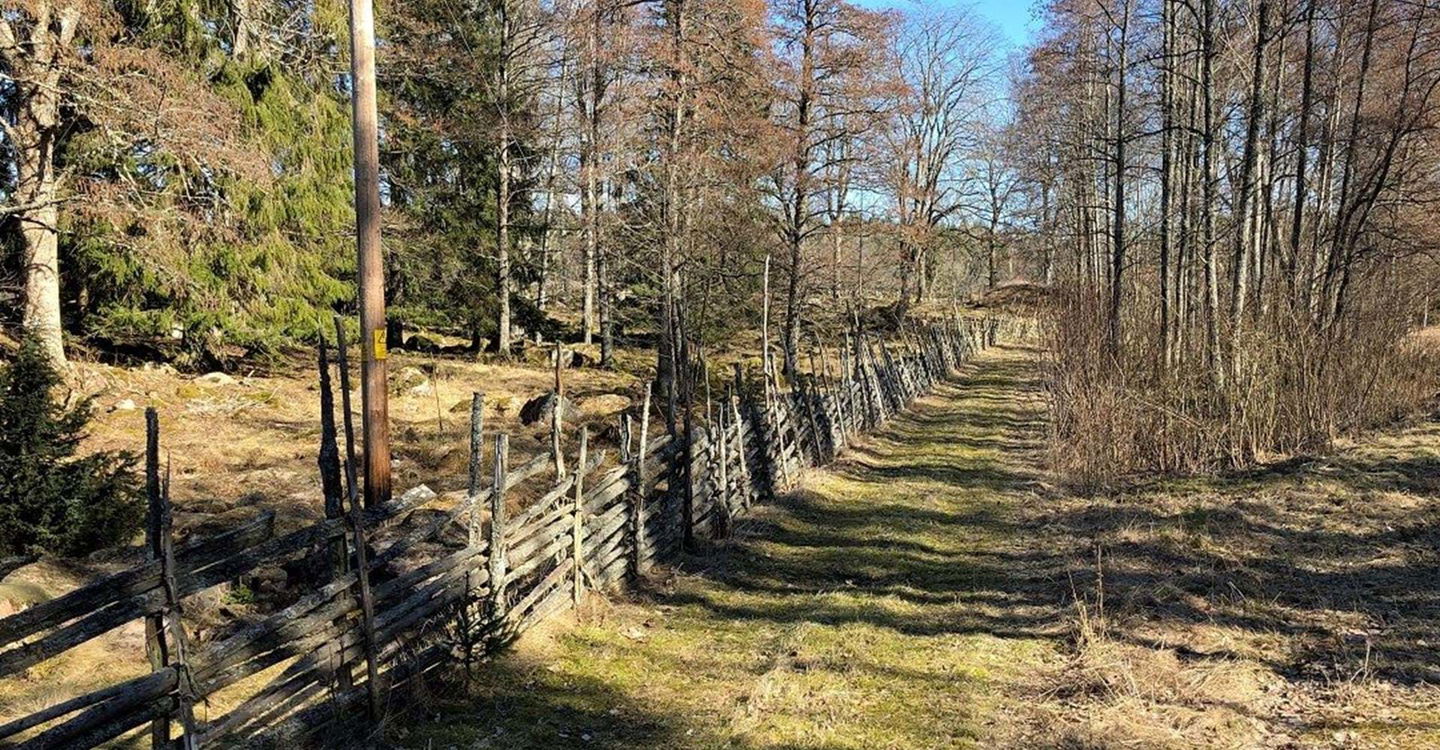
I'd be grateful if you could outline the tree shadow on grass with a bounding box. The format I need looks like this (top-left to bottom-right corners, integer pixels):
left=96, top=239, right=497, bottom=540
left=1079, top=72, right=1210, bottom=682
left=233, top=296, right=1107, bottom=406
left=667, top=342, right=1440, bottom=688
left=391, top=343, right=1440, bottom=747
left=645, top=349, right=1073, bottom=643
left=377, top=654, right=688, bottom=749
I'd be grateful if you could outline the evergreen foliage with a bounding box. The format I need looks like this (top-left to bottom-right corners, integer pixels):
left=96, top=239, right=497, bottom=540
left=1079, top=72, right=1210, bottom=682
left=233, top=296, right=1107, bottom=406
left=0, top=0, right=548, bottom=361
left=58, top=1, right=356, bottom=364
left=0, top=339, right=140, bottom=556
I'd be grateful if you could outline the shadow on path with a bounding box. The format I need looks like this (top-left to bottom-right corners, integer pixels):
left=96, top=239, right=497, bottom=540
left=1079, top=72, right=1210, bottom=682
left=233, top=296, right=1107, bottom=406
left=395, top=342, right=1440, bottom=748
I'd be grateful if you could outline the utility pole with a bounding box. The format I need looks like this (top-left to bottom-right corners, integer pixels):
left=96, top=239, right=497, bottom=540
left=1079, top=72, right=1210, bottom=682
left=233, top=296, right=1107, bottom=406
left=348, top=0, right=392, bottom=507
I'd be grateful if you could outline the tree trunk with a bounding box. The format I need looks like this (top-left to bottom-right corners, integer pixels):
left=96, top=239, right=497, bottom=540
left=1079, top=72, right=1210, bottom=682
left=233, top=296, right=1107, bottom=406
left=1201, top=0, right=1221, bottom=383
left=1287, top=0, right=1316, bottom=306
left=1108, top=0, right=1129, bottom=352
left=18, top=142, right=64, bottom=366
left=4, top=8, right=79, bottom=367
left=1159, top=0, right=1174, bottom=366
left=1227, top=0, right=1270, bottom=359
left=495, top=1, right=514, bottom=355
left=657, top=0, right=688, bottom=432
left=581, top=6, right=601, bottom=345
left=230, top=0, right=254, bottom=58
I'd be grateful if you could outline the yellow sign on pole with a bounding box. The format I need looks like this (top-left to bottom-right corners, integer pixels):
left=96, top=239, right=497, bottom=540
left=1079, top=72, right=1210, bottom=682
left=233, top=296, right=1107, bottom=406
left=372, top=328, right=388, bottom=361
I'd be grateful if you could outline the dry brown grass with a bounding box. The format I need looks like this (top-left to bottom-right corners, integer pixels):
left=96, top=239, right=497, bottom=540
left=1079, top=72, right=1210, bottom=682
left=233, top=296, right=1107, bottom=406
left=0, top=340, right=660, bottom=742
left=1044, top=285, right=1440, bottom=487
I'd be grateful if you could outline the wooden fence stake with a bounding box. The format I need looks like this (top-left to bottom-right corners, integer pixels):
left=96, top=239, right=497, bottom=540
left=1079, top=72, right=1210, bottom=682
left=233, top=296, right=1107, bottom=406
left=467, top=392, right=485, bottom=549
left=728, top=375, right=752, bottom=510
left=143, top=416, right=168, bottom=750
left=839, top=333, right=855, bottom=437
left=488, top=434, right=510, bottom=623
left=572, top=427, right=588, bottom=606
left=552, top=343, right=566, bottom=479
left=803, top=350, right=829, bottom=463
left=631, top=383, right=652, bottom=575
left=761, top=253, right=772, bottom=409
left=767, top=385, right=793, bottom=491
left=333, top=317, right=360, bottom=511
left=680, top=385, right=696, bottom=552
left=712, top=395, right=731, bottom=539
left=317, top=335, right=354, bottom=696
left=317, top=336, right=348, bottom=575
left=144, top=409, right=201, bottom=749
left=332, top=325, right=382, bottom=721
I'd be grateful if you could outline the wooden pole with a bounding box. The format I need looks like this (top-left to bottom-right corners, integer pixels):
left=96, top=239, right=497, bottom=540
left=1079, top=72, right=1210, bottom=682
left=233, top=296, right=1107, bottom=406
left=571, top=427, right=588, bottom=605
left=552, top=342, right=566, bottom=479
left=143, top=410, right=170, bottom=750
left=467, top=392, right=485, bottom=548
left=331, top=319, right=381, bottom=719
left=488, top=433, right=510, bottom=624
left=347, top=0, right=392, bottom=508
left=761, top=253, right=772, bottom=408
left=680, top=355, right=696, bottom=553
left=159, top=461, right=198, bottom=750
left=333, top=318, right=360, bottom=503
left=342, top=447, right=382, bottom=721
left=728, top=367, right=752, bottom=509
left=714, top=392, right=730, bottom=538
left=143, top=411, right=198, bottom=749
left=632, top=382, right=652, bottom=574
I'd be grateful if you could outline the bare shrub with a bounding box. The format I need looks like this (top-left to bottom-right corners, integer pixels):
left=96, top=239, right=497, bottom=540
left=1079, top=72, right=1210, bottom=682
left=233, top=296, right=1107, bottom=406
left=1044, top=284, right=1438, bottom=486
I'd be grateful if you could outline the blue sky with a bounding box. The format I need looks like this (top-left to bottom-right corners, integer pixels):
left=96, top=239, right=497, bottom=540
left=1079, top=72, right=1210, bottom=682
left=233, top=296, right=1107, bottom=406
left=853, top=0, right=1040, bottom=52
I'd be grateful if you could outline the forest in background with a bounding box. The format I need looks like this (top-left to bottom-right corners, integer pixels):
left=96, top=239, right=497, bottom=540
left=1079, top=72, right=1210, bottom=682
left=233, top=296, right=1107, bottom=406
left=0, top=0, right=1014, bottom=375
left=4, top=0, right=1440, bottom=485
left=1022, top=0, right=1440, bottom=482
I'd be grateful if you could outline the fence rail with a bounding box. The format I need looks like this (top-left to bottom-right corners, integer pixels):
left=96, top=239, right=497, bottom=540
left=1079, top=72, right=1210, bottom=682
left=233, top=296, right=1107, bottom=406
left=0, top=316, right=1002, bottom=749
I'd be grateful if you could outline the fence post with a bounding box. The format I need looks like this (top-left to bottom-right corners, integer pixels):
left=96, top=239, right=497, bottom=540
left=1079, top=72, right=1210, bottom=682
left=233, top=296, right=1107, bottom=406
left=332, top=320, right=383, bottom=721
left=840, top=333, right=857, bottom=438
left=815, top=342, right=842, bottom=454
left=572, top=427, right=588, bottom=605
left=143, top=410, right=168, bottom=749
left=343, top=455, right=382, bottom=722
left=713, top=399, right=731, bottom=539
left=144, top=410, right=198, bottom=749
left=459, top=393, right=484, bottom=678
left=807, top=349, right=835, bottom=462
left=551, top=343, right=566, bottom=480
left=729, top=366, right=754, bottom=509
left=797, top=367, right=825, bottom=466
left=488, top=433, right=510, bottom=624
left=862, top=336, right=887, bottom=420
left=680, top=410, right=696, bottom=552
left=631, top=383, right=652, bottom=575
left=467, top=392, right=485, bottom=548
left=765, top=392, right=792, bottom=491
left=315, top=337, right=353, bottom=697
left=760, top=359, right=794, bottom=490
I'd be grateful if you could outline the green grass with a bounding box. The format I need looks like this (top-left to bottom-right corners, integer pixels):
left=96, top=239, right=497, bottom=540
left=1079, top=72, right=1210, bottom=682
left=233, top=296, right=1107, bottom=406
left=390, top=343, right=1440, bottom=749
left=389, top=346, right=1059, bottom=749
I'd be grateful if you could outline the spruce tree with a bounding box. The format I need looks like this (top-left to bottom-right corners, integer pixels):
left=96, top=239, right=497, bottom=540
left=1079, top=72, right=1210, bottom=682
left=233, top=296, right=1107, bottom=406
left=0, top=339, right=140, bottom=556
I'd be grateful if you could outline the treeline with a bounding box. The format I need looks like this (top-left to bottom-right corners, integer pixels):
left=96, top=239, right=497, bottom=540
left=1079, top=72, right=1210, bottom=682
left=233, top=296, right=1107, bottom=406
left=1016, top=0, right=1440, bottom=480
left=0, top=0, right=1014, bottom=375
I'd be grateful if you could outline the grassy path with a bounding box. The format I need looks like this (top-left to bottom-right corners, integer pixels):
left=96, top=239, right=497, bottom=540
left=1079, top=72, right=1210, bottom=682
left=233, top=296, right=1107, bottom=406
left=399, top=344, right=1064, bottom=748
left=395, top=343, right=1440, bottom=749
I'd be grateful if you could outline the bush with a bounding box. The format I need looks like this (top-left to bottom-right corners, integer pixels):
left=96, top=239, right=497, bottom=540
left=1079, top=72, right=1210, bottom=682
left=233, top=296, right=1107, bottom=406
left=0, top=338, right=141, bottom=556
left=1043, top=285, right=1439, bottom=488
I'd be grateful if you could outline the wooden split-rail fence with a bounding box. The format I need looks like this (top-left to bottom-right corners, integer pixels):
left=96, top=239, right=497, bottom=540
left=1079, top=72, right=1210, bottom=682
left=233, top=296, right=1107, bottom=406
left=0, top=316, right=1001, bottom=749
